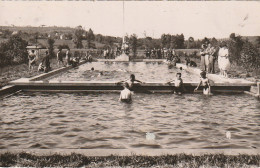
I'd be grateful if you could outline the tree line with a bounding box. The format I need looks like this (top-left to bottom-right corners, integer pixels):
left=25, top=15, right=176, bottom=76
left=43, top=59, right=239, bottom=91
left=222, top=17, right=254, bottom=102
left=0, top=26, right=259, bottom=72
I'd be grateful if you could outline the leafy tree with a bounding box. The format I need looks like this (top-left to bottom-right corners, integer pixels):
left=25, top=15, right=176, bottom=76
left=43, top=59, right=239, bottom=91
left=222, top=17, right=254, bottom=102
left=47, top=38, right=55, bottom=58
left=95, top=34, right=103, bottom=43
left=73, top=26, right=85, bottom=49
left=240, top=41, right=260, bottom=71
left=188, top=37, right=195, bottom=48
left=170, top=34, right=185, bottom=49
left=0, top=34, right=28, bottom=66
left=86, top=28, right=95, bottom=49
left=201, top=37, right=210, bottom=44
left=161, top=34, right=168, bottom=48
left=58, top=44, right=69, bottom=50
left=1, top=29, right=12, bottom=38
left=228, top=33, right=244, bottom=64
left=65, top=33, right=73, bottom=40
left=256, top=36, right=260, bottom=47
left=195, top=40, right=202, bottom=49
left=211, top=37, right=218, bottom=47
left=129, top=34, right=138, bottom=58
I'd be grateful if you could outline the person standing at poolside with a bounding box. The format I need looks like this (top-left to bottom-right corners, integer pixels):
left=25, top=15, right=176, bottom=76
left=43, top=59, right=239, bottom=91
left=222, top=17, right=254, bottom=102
left=194, top=71, right=212, bottom=95
left=205, top=42, right=211, bottom=72
left=208, top=43, right=216, bottom=73
left=38, top=51, right=51, bottom=73
left=57, top=49, right=64, bottom=67
left=65, top=48, right=71, bottom=66
left=218, top=42, right=230, bottom=78
left=119, top=82, right=132, bottom=103
left=200, top=44, right=207, bottom=71
left=28, top=50, right=36, bottom=71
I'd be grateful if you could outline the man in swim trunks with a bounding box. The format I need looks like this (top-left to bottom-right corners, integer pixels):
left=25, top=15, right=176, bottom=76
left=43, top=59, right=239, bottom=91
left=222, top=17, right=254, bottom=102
left=57, top=49, right=64, bottom=67
left=194, top=71, right=212, bottom=95
left=119, top=82, right=132, bottom=103
left=28, top=50, right=36, bottom=71
left=167, top=72, right=184, bottom=94
left=117, top=74, right=144, bottom=91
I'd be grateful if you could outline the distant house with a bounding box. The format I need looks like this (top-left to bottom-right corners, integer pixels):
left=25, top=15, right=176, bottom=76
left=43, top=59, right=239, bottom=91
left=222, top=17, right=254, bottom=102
left=11, top=31, right=18, bottom=35
left=26, top=45, right=44, bottom=57
left=60, top=34, right=64, bottom=40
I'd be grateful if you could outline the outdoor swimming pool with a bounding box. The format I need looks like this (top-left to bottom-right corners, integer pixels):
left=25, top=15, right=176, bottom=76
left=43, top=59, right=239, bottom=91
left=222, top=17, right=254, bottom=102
left=48, top=62, right=199, bottom=82
left=0, top=91, right=259, bottom=149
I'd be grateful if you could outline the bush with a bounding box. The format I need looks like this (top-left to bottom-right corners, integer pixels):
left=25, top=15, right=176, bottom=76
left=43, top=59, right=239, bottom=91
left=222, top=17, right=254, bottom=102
left=228, top=34, right=244, bottom=64
left=0, top=35, right=28, bottom=66
left=58, top=44, right=70, bottom=50
left=47, top=38, right=55, bottom=58
left=240, top=41, right=260, bottom=71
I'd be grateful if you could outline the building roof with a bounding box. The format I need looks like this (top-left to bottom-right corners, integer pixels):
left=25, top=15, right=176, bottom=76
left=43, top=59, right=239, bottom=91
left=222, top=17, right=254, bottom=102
left=26, top=45, right=44, bottom=49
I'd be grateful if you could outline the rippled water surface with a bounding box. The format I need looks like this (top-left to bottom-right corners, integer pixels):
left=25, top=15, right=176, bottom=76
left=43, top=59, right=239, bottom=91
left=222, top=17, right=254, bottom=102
left=0, top=92, right=259, bottom=149
left=49, top=62, right=199, bottom=82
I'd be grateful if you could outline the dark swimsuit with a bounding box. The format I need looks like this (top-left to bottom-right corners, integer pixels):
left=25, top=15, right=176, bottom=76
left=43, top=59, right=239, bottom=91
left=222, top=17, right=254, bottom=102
left=29, top=54, right=36, bottom=65
left=121, top=99, right=132, bottom=103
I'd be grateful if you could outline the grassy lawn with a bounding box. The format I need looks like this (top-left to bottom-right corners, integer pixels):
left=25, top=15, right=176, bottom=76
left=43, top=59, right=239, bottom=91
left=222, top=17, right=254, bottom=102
left=0, top=152, right=259, bottom=167
left=0, top=58, right=60, bottom=88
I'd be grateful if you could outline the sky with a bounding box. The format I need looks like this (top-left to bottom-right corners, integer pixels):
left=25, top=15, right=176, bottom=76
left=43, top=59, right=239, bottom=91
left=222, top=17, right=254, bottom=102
left=0, top=1, right=260, bottom=40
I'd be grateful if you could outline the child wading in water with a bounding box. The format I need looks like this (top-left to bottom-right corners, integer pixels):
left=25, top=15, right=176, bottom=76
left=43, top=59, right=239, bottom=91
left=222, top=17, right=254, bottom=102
left=194, top=71, right=212, bottom=95
left=119, top=82, right=132, bottom=103
left=167, top=72, right=184, bottom=95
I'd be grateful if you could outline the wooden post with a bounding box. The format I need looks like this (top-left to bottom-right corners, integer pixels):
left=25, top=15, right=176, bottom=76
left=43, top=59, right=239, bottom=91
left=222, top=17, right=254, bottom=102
left=257, top=82, right=260, bottom=96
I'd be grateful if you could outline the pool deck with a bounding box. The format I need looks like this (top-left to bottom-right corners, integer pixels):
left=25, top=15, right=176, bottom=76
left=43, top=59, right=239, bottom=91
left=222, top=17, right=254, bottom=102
left=176, top=63, right=259, bottom=97
left=29, top=60, right=87, bottom=81
left=176, top=63, right=255, bottom=84
left=2, top=60, right=259, bottom=94
left=97, top=59, right=166, bottom=62
left=0, top=149, right=259, bottom=156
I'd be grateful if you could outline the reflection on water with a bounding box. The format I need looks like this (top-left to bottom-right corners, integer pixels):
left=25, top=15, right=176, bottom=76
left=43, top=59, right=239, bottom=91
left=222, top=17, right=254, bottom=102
left=49, top=62, right=199, bottom=82
left=0, top=92, right=259, bottom=149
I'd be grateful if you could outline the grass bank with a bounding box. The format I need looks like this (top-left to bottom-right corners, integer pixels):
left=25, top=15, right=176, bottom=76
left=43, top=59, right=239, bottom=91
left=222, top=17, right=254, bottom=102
left=0, top=152, right=259, bottom=167
left=0, top=58, right=59, bottom=88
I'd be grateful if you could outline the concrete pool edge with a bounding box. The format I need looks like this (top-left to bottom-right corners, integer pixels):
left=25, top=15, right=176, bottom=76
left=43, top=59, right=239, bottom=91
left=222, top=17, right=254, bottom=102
left=9, top=80, right=253, bottom=93
left=0, top=60, right=88, bottom=96
left=0, top=85, right=19, bottom=97
left=0, top=149, right=259, bottom=156
left=29, top=60, right=88, bottom=81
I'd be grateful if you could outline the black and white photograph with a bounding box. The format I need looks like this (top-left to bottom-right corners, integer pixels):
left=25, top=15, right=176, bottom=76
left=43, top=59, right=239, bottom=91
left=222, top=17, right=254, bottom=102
left=0, top=0, right=259, bottom=167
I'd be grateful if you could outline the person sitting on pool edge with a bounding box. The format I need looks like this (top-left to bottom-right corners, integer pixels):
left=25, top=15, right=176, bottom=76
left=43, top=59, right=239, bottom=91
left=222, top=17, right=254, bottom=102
left=119, top=82, right=132, bottom=103
left=194, top=71, right=212, bottom=95
left=167, top=72, right=185, bottom=95
left=116, top=74, right=144, bottom=91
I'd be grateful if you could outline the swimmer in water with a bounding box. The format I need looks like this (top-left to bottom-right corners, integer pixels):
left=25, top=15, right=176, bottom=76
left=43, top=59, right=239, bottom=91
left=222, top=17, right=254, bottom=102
left=97, top=71, right=103, bottom=77
left=119, top=82, right=132, bottom=103
left=116, top=68, right=128, bottom=72
left=194, top=71, right=212, bottom=95
left=167, top=72, right=184, bottom=94
left=116, top=74, right=144, bottom=91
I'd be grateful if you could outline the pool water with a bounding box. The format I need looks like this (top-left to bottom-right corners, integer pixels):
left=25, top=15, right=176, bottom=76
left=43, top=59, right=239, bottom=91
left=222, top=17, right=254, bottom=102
left=49, top=62, right=199, bottom=82
left=0, top=92, right=259, bottom=149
